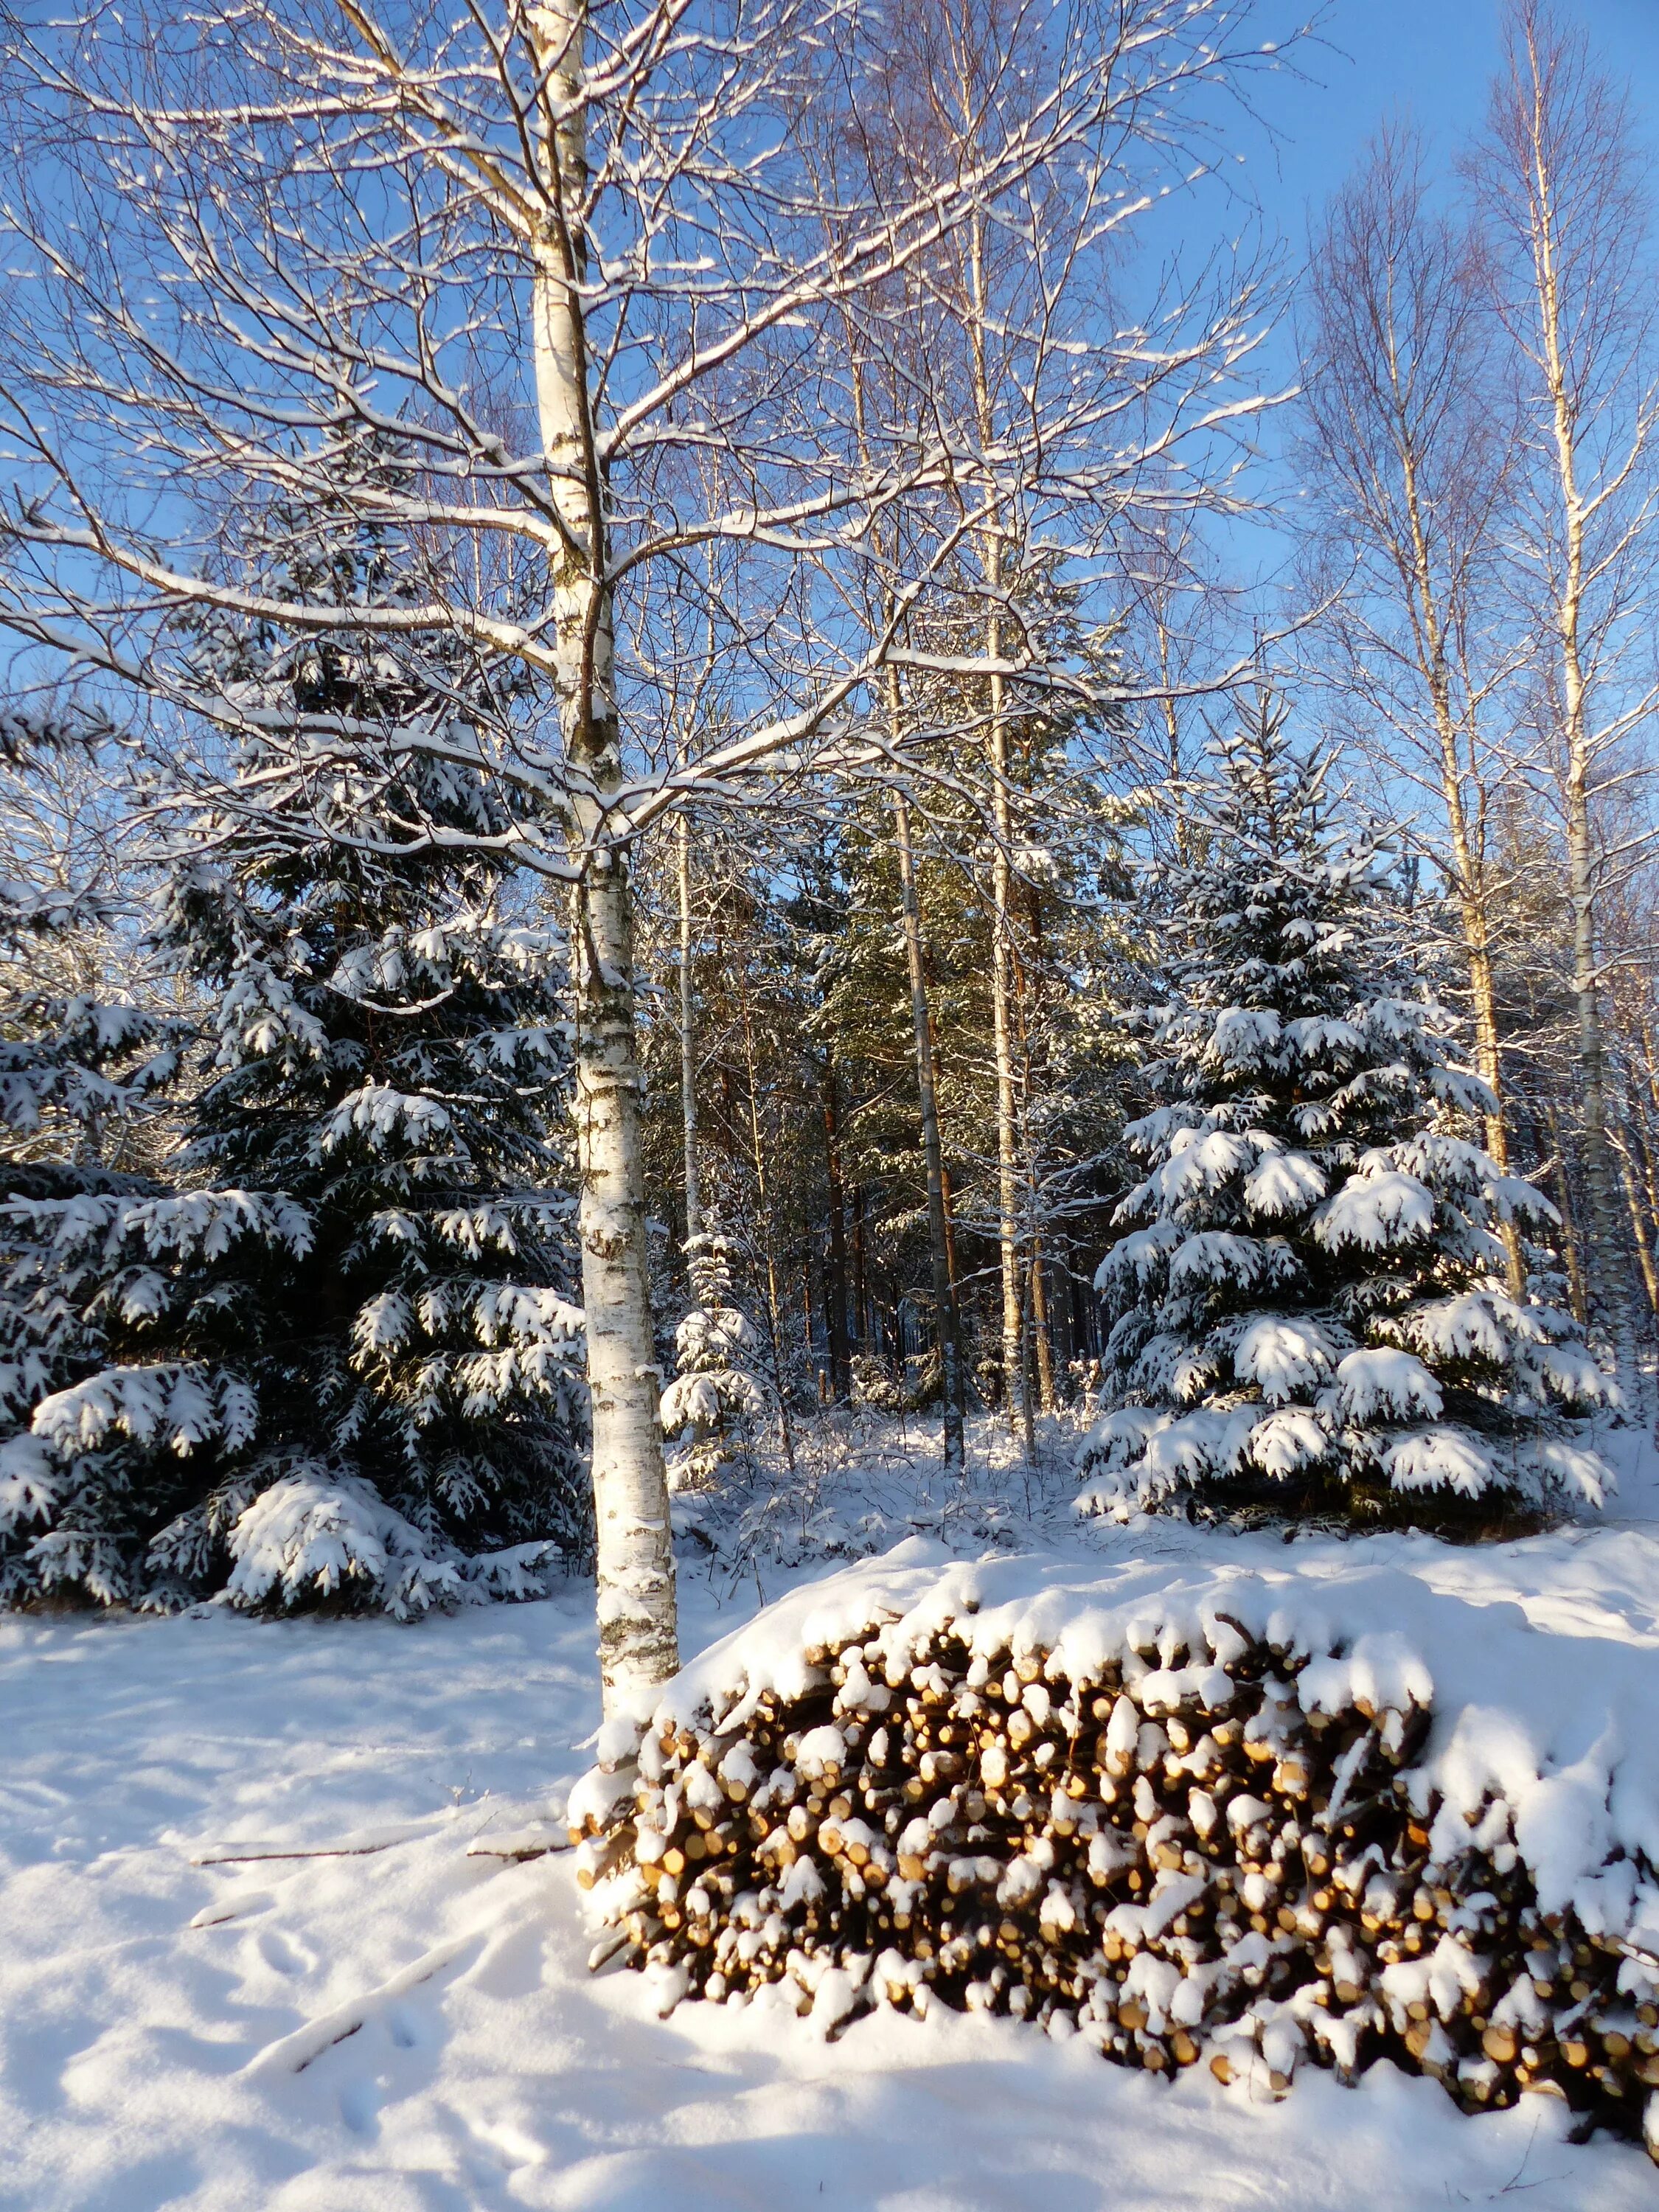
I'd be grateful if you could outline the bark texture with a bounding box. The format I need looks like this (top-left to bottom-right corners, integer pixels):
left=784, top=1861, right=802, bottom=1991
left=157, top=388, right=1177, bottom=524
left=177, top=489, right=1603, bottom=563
left=533, top=0, right=677, bottom=1703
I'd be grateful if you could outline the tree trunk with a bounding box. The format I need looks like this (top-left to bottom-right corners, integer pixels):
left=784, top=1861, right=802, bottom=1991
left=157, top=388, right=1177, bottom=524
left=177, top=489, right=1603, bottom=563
left=1014, top=912, right=1053, bottom=1414
left=963, top=195, right=1026, bottom=1450
left=1563, top=751, right=1636, bottom=1388
left=987, top=655, right=1026, bottom=1439
left=803, top=1262, right=823, bottom=1395
left=1464, top=918, right=1526, bottom=1298
left=739, top=990, right=796, bottom=1473
left=1030, top=1232, right=1054, bottom=1413
left=1435, top=779, right=1523, bottom=1295
left=852, top=1186, right=869, bottom=1355
left=1638, top=1093, right=1659, bottom=1249
left=677, top=814, right=701, bottom=1246
left=821, top=1070, right=851, bottom=1397
left=532, top=0, right=675, bottom=1703
left=1543, top=1104, right=1590, bottom=1327
left=931, top=1026, right=967, bottom=1430
left=893, top=786, right=964, bottom=1470
left=1528, top=120, right=1639, bottom=1402
left=1390, top=413, right=1526, bottom=1299
left=1017, top=1250, right=1037, bottom=1461
left=567, top=858, right=676, bottom=1700
left=1614, top=1123, right=1659, bottom=1318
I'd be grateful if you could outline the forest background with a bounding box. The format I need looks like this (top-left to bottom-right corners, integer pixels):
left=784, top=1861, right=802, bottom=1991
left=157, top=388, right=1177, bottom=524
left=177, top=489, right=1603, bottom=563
left=2, top=0, right=1659, bottom=1697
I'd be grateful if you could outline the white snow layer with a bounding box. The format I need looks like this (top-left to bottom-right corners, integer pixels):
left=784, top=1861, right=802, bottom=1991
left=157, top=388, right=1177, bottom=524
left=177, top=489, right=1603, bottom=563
left=619, top=1535, right=1659, bottom=1945
left=6, top=1466, right=1659, bottom=2207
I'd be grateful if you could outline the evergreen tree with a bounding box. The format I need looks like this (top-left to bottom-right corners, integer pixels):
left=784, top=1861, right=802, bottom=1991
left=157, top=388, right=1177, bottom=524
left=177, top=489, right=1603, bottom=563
left=0, top=465, right=589, bottom=1613
left=0, top=713, right=184, bottom=1604
left=1077, top=697, right=1613, bottom=1525
left=660, top=1229, right=767, bottom=1492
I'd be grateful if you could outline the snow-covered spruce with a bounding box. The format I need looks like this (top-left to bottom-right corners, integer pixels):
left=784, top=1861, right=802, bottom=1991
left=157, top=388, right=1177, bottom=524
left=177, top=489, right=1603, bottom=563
left=0, top=731, right=186, bottom=1604
left=0, top=465, right=589, bottom=1613
left=661, top=1230, right=768, bottom=1493
left=569, top=1552, right=1659, bottom=2152
left=1080, top=706, right=1610, bottom=1523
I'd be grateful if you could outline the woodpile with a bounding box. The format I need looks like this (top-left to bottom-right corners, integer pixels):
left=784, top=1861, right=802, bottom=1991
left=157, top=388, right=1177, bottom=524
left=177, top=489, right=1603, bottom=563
left=569, top=1615, right=1659, bottom=2155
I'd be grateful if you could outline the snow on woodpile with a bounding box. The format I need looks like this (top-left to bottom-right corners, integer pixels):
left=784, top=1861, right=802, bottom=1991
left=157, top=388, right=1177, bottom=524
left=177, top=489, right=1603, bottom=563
left=570, top=1538, right=1659, bottom=2154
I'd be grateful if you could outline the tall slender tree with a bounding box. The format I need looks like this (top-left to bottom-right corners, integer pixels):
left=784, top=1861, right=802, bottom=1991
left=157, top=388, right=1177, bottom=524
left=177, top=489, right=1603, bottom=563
left=1301, top=127, right=1529, bottom=1297
left=1464, top=0, right=1659, bottom=1395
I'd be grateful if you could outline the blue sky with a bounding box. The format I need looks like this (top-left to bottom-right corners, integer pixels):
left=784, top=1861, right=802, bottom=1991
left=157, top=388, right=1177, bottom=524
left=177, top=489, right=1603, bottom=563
left=1254, top=0, right=1659, bottom=229
left=1169, top=0, right=1659, bottom=601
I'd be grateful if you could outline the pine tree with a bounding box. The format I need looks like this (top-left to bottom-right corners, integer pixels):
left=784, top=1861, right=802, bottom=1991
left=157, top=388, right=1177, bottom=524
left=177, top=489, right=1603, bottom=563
left=1, top=465, right=589, bottom=1613
left=660, top=1228, right=768, bottom=1492
left=1077, top=696, right=1613, bottom=1526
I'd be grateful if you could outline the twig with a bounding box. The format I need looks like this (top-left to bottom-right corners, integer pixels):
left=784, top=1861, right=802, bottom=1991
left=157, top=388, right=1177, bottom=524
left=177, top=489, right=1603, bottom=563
left=192, top=1819, right=440, bottom=1865
left=241, top=1931, right=481, bottom=2077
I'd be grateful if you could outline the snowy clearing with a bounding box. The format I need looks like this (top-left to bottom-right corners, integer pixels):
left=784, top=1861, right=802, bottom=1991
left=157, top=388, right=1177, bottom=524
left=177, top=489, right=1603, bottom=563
left=6, top=1430, right=1659, bottom=2211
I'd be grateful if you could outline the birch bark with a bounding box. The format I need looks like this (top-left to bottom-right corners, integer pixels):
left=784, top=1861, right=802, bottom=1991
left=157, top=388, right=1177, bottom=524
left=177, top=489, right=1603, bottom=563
left=1470, top=6, right=1653, bottom=1403
left=1394, top=440, right=1526, bottom=1299
left=531, top=0, right=676, bottom=1703
left=989, top=634, right=1026, bottom=1443
left=821, top=1073, right=852, bottom=1397
left=1302, top=136, right=1526, bottom=1295
left=1526, top=122, right=1639, bottom=1401
left=678, top=816, right=702, bottom=1246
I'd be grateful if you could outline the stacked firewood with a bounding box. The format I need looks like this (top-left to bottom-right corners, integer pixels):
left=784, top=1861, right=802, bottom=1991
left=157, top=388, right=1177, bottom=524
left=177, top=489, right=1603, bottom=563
left=568, top=1617, right=1659, bottom=2155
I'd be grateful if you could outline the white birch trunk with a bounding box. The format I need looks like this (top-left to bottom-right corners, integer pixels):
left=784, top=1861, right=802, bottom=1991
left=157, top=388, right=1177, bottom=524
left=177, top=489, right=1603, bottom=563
left=532, top=0, right=677, bottom=1703
left=1531, top=184, right=1641, bottom=1406
left=678, top=815, right=702, bottom=1245
left=988, top=646, right=1027, bottom=1449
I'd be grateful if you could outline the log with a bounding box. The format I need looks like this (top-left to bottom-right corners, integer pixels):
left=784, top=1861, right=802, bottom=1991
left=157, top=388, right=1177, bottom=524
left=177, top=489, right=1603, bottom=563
left=568, top=1615, right=1659, bottom=2160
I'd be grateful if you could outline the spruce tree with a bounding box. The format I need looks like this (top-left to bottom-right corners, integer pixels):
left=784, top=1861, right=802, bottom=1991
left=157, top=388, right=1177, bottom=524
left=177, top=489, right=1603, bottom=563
left=660, top=1229, right=767, bottom=1492
left=1, top=465, right=589, bottom=1612
left=1078, top=697, right=1613, bottom=1526
left=0, top=713, right=184, bottom=1603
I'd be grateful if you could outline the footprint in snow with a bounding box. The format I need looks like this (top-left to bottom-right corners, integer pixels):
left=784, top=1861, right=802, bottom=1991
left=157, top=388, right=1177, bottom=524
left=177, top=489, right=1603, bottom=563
left=337, top=2074, right=384, bottom=2139
left=257, top=1928, right=309, bottom=1977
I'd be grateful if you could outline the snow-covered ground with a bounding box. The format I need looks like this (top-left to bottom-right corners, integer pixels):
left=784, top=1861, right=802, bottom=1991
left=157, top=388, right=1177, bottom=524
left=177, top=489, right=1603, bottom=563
left=5, top=1422, right=1659, bottom=2211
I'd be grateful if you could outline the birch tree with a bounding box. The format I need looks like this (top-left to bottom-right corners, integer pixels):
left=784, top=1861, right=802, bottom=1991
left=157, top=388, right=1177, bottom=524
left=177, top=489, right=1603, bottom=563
left=841, top=0, right=1284, bottom=1444
left=1299, top=128, right=1530, bottom=1295
left=1464, top=0, right=1659, bottom=1392
left=0, top=0, right=1290, bottom=1699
